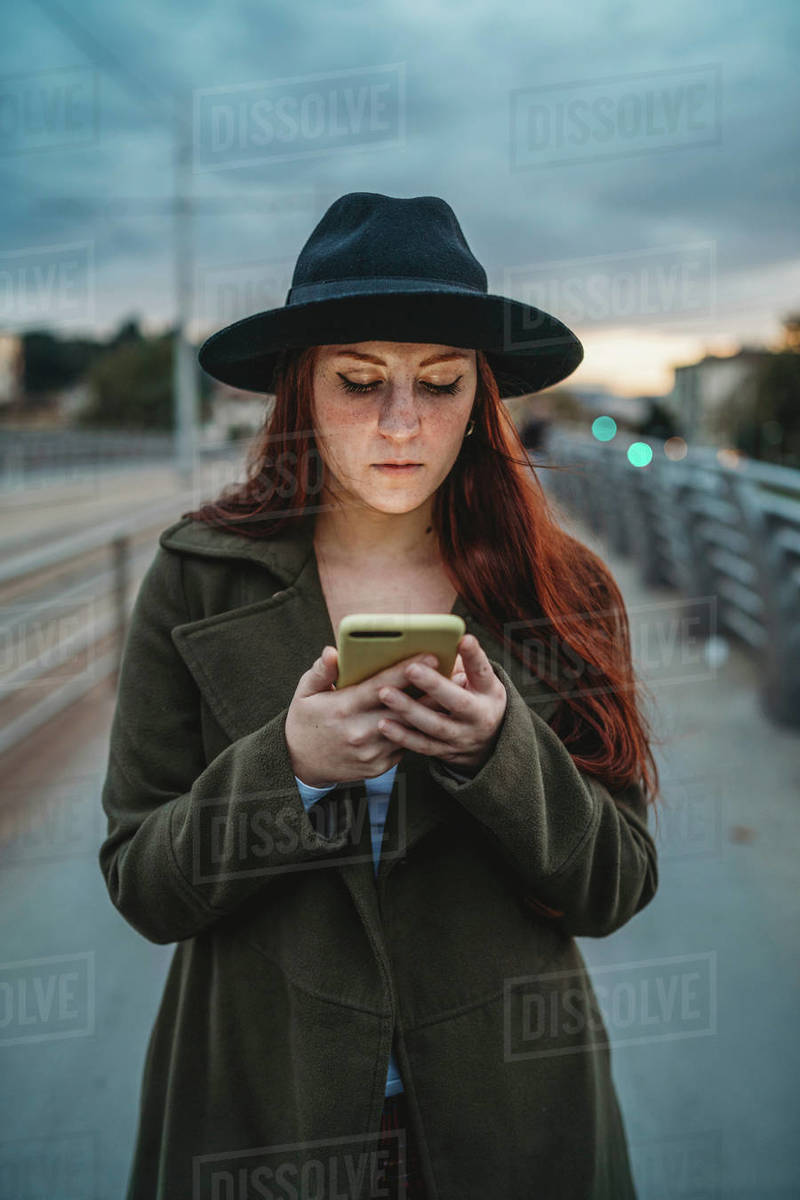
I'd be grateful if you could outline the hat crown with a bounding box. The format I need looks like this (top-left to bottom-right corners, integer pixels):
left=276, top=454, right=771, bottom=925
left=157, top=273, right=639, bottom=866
left=198, top=189, right=584, bottom=398
left=286, top=192, right=488, bottom=304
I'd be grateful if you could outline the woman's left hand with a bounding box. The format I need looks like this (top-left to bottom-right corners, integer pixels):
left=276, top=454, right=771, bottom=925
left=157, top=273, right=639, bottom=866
left=375, top=634, right=508, bottom=774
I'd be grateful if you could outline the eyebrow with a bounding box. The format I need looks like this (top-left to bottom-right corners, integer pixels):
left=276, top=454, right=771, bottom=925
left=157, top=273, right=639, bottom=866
left=332, top=349, right=471, bottom=367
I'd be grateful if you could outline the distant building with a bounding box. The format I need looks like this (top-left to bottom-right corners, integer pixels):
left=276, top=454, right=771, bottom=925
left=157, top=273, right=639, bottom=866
left=664, top=348, right=774, bottom=444
left=0, top=334, right=23, bottom=406
left=782, top=314, right=800, bottom=350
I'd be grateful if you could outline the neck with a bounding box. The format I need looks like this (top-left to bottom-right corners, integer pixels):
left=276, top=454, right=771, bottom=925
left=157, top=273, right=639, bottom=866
left=312, top=502, right=441, bottom=568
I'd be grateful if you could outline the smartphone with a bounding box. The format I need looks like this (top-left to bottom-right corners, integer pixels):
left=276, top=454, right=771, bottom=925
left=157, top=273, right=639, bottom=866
left=335, top=613, right=466, bottom=697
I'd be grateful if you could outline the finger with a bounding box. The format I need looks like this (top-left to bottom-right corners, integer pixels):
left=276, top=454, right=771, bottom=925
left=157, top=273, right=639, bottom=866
left=396, top=658, right=472, bottom=714
left=459, top=634, right=496, bottom=694
left=424, top=672, right=467, bottom=708
left=322, top=645, right=340, bottom=689
left=377, top=713, right=455, bottom=758
left=379, top=657, right=469, bottom=719
left=377, top=678, right=466, bottom=739
left=369, top=652, right=440, bottom=694
left=297, top=645, right=339, bottom=696
left=430, top=672, right=466, bottom=700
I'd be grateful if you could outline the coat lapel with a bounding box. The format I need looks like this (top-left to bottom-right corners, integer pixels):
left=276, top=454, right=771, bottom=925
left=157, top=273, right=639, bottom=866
left=158, top=511, right=558, bottom=901
left=158, top=513, right=452, bottom=890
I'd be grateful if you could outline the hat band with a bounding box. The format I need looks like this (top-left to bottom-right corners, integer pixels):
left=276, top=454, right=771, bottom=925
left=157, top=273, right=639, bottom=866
left=287, top=275, right=486, bottom=305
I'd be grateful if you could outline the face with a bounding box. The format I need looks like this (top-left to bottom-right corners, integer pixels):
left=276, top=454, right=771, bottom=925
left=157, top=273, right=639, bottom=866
left=311, top=341, right=477, bottom=513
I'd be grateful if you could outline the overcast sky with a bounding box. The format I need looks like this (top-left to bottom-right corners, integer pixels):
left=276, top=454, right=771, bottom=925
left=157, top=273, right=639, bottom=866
left=3, top=0, right=798, bottom=396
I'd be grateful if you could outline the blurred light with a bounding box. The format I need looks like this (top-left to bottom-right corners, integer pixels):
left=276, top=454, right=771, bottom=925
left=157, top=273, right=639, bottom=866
left=717, top=447, right=743, bottom=468
left=627, top=441, right=653, bottom=467
left=704, top=636, right=729, bottom=669
left=664, top=436, right=688, bottom=461
left=592, top=415, right=617, bottom=441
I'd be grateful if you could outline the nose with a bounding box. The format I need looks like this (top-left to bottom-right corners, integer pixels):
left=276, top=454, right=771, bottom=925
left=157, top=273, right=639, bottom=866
left=376, top=385, right=421, bottom=435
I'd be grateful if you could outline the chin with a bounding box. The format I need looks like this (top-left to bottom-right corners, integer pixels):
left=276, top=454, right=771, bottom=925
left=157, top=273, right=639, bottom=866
left=365, top=490, right=428, bottom=513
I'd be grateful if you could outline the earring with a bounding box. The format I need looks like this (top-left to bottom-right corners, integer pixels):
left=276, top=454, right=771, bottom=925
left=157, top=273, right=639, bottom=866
left=465, top=417, right=475, bottom=437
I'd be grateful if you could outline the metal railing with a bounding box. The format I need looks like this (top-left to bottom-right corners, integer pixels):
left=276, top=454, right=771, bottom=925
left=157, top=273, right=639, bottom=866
left=0, top=491, right=199, bottom=757
left=539, top=428, right=800, bottom=728
left=0, top=429, right=253, bottom=491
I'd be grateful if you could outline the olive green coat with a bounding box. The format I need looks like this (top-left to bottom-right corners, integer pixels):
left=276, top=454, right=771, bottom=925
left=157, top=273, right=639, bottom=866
left=98, top=511, right=658, bottom=1200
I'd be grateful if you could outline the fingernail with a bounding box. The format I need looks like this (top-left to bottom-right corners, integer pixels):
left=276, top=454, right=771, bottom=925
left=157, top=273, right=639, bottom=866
left=423, top=655, right=438, bottom=667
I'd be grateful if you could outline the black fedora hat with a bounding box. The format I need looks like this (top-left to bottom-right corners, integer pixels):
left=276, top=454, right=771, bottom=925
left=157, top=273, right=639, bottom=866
left=197, top=191, right=583, bottom=399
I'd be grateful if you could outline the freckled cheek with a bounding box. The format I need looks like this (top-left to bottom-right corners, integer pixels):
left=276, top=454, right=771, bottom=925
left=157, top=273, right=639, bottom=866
left=422, top=413, right=470, bottom=463
left=315, top=404, right=367, bottom=453
left=314, top=404, right=373, bottom=476
left=314, top=397, right=357, bottom=436
left=431, top=411, right=468, bottom=441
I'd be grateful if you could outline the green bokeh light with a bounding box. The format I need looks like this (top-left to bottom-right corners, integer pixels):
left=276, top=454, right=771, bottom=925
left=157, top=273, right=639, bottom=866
left=627, top=442, right=653, bottom=467
left=592, top=415, right=617, bottom=441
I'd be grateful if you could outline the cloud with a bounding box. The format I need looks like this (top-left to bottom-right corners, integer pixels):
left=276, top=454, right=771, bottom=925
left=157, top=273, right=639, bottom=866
left=1, top=0, right=796, bottom=392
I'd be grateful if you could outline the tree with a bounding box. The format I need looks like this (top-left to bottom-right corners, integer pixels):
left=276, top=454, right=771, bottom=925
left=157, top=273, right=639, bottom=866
left=79, top=330, right=174, bottom=430
left=22, top=330, right=99, bottom=397
left=106, top=316, right=144, bottom=350
left=78, top=325, right=214, bottom=431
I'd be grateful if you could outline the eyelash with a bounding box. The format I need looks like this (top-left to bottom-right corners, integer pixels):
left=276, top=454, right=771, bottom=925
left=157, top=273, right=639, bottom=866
left=339, top=375, right=463, bottom=396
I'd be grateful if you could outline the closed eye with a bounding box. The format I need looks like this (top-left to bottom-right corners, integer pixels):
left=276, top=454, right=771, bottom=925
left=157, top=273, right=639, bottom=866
left=338, top=374, right=463, bottom=396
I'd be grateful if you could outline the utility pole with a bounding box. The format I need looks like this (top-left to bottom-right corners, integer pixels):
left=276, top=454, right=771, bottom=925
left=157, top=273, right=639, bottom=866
left=172, top=90, right=199, bottom=487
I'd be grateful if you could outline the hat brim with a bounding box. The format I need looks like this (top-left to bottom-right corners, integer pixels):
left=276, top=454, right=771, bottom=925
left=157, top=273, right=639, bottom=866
left=197, top=290, right=583, bottom=399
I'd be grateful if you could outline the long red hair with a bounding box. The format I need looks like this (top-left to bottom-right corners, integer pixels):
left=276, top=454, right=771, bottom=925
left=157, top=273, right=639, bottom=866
left=183, top=346, right=662, bottom=812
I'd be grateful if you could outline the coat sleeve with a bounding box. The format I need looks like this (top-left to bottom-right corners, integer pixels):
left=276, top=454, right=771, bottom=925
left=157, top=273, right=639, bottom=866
left=427, top=657, right=659, bottom=938
left=98, top=545, right=357, bottom=945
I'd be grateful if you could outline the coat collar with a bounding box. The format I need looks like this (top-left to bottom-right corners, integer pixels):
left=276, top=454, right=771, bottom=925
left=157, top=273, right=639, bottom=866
left=159, top=508, right=320, bottom=589
left=158, top=511, right=557, bottom=894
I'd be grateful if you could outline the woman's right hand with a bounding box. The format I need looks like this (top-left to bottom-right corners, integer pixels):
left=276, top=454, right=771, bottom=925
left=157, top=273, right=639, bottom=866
left=285, top=647, right=467, bottom=787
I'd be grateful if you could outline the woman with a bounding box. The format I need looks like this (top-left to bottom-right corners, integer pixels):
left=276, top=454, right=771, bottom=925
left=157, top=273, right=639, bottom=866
left=99, top=192, right=661, bottom=1199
